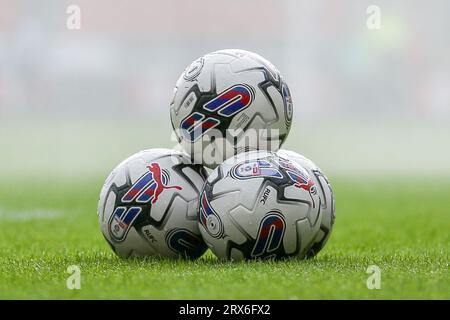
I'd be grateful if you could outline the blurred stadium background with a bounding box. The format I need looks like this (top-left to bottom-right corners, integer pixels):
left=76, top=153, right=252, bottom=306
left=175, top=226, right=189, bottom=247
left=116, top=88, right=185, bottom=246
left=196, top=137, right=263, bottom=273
left=1, top=0, right=449, bottom=179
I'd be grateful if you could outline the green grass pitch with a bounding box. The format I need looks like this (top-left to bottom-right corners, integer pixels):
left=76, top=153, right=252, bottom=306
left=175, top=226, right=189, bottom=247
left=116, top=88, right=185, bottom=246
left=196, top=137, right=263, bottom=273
left=0, top=176, right=448, bottom=299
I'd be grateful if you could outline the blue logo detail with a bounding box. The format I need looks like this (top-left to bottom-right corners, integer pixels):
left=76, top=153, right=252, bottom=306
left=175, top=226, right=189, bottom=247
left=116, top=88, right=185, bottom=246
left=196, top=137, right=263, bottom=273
left=108, top=207, right=142, bottom=242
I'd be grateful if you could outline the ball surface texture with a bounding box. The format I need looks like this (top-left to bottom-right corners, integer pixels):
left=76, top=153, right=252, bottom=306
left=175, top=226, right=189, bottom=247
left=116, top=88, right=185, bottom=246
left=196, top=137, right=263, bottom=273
left=98, top=148, right=208, bottom=259
left=170, top=49, right=293, bottom=168
left=198, top=150, right=321, bottom=260
left=277, top=149, right=336, bottom=257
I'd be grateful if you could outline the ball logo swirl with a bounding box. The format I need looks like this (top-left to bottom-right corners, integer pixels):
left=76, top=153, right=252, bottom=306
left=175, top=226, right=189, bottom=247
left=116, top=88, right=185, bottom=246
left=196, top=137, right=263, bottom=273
left=166, top=228, right=206, bottom=258
left=108, top=162, right=182, bottom=242
left=108, top=207, right=142, bottom=242
left=230, top=159, right=283, bottom=180
left=183, top=58, right=204, bottom=81
left=251, top=212, right=286, bottom=258
left=121, top=163, right=182, bottom=204
left=277, top=157, right=318, bottom=207
left=180, top=84, right=254, bottom=142
left=199, top=191, right=224, bottom=238
left=281, top=82, right=293, bottom=126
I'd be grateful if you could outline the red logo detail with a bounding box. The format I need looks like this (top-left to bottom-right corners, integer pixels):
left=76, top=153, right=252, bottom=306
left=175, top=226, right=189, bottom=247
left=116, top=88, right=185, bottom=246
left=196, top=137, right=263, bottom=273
left=294, top=179, right=315, bottom=192
left=147, top=163, right=182, bottom=204
left=293, top=177, right=317, bottom=208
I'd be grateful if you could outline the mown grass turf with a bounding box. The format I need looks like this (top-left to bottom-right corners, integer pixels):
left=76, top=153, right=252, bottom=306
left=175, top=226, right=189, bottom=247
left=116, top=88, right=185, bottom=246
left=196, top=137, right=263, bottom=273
left=0, top=176, right=448, bottom=299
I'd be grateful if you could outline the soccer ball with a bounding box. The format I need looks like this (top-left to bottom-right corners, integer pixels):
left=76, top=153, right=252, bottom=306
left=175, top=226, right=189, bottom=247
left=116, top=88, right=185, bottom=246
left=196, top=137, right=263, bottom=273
left=170, top=49, right=293, bottom=168
left=198, top=150, right=322, bottom=260
left=277, top=149, right=336, bottom=257
left=98, top=148, right=208, bottom=259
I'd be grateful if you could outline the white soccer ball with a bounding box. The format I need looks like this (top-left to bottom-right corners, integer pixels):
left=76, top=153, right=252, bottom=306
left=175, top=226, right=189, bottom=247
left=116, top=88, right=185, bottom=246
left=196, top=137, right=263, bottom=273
left=198, top=150, right=322, bottom=260
left=170, top=49, right=293, bottom=168
left=277, top=149, right=336, bottom=257
left=98, top=148, right=208, bottom=259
